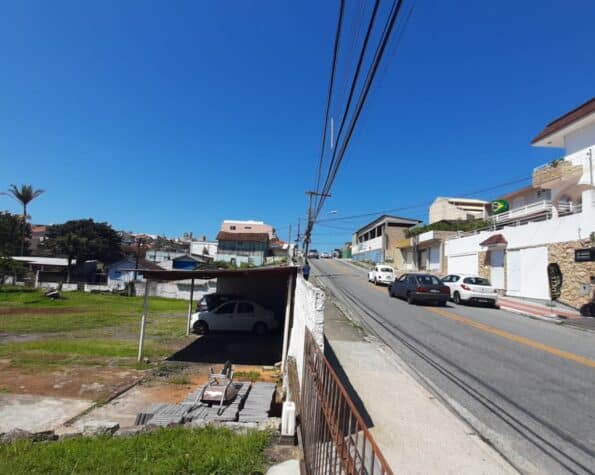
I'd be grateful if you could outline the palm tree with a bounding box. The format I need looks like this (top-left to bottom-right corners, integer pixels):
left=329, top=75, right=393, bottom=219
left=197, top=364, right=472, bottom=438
left=6, top=184, right=45, bottom=256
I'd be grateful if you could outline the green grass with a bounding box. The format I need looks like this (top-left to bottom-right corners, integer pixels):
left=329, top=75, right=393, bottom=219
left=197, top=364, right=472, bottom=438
left=0, top=288, right=192, bottom=369
left=235, top=370, right=262, bottom=382
left=0, top=426, right=271, bottom=474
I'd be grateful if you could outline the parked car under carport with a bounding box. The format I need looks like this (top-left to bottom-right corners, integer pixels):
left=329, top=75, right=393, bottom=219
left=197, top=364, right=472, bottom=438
left=135, top=266, right=297, bottom=368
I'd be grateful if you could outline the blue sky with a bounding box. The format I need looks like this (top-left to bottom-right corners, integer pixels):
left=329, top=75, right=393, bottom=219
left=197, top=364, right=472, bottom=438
left=1, top=1, right=594, bottom=251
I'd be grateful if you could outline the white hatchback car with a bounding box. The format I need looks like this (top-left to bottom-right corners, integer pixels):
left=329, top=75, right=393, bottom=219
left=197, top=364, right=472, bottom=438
left=190, top=300, right=278, bottom=335
left=441, top=274, right=498, bottom=306
left=368, top=264, right=395, bottom=286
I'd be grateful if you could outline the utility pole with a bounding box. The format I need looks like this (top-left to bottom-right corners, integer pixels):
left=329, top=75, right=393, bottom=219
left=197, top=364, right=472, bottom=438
left=287, top=224, right=292, bottom=261
left=303, top=190, right=331, bottom=257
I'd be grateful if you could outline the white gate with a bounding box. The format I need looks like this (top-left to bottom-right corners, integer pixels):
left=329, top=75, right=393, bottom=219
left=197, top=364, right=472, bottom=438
left=507, top=250, right=520, bottom=293
left=490, top=249, right=505, bottom=289
left=448, top=254, right=478, bottom=275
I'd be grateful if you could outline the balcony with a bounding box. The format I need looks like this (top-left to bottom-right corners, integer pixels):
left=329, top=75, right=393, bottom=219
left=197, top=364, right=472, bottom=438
left=532, top=159, right=582, bottom=189
left=490, top=200, right=553, bottom=225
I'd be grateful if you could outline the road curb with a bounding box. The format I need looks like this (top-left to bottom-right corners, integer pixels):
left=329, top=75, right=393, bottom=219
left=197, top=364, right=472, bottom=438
left=498, top=304, right=565, bottom=324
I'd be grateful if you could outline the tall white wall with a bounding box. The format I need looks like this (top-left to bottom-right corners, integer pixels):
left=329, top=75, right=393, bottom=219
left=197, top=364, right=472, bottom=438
left=445, top=210, right=594, bottom=257
left=287, top=276, right=325, bottom=387
left=353, top=235, right=383, bottom=254
left=135, top=280, right=216, bottom=300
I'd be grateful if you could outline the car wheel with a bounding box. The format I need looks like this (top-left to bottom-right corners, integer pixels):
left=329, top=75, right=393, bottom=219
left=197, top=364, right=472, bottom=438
left=453, top=292, right=462, bottom=305
left=407, top=292, right=416, bottom=305
left=193, top=321, right=209, bottom=335
left=253, top=322, right=268, bottom=336
left=438, top=301, right=447, bottom=307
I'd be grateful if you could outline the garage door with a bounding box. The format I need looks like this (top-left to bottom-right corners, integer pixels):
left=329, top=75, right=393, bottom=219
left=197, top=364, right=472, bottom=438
left=448, top=254, right=478, bottom=275
left=520, top=247, right=549, bottom=299
left=506, top=247, right=549, bottom=299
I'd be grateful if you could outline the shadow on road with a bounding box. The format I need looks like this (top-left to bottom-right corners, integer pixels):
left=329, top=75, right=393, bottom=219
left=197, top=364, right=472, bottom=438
left=324, top=335, right=374, bottom=429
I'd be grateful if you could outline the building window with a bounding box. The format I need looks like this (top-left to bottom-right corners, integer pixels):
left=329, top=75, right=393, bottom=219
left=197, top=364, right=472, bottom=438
left=230, top=225, right=236, bottom=230
left=244, top=226, right=252, bottom=229
left=377, top=226, right=383, bottom=237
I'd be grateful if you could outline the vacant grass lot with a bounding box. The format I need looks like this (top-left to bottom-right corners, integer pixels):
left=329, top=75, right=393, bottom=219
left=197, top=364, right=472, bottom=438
left=0, top=287, right=190, bottom=369
left=0, top=426, right=270, bottom=474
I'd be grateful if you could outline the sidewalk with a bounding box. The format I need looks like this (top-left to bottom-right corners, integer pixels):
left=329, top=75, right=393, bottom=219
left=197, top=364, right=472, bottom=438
left=497, top=295, right=581, bottom=320
left=323, top=300, right=518, bottom=474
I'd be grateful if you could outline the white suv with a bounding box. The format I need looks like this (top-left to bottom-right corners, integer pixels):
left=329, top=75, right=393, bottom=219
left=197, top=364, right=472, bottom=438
left=441, top=274, right=498, bottom=306
left=368, top=265, right=395, bottom=286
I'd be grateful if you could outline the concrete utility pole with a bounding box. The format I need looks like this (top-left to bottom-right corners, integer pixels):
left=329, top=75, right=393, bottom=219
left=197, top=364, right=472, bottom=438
left=303, top=191, right=331, bottom=257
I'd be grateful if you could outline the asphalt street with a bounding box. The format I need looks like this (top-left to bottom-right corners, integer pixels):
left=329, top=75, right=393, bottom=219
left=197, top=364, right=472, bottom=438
left=312, top=258, right=595, bottom=475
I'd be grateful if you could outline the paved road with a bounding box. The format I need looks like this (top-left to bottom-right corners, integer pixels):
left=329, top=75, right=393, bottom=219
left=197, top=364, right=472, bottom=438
left=312, top=259, right=595, bottom=475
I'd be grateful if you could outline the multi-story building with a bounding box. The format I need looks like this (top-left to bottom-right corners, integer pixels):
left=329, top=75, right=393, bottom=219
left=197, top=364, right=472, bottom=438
left=444, top=97, right=595, bottom=309
left=351, top=215, right=421, bottom=264
left=220, top=220, right=275, bottom=238
left=429, top=197, right=488, bottom=224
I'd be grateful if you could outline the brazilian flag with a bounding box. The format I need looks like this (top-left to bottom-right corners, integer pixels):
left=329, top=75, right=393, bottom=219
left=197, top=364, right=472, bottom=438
left=491, top=200, right=509, bottom=214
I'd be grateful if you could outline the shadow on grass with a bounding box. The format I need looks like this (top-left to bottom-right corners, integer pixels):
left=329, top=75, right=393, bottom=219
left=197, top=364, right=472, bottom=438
left=323, top=335, right=374, bottom=429
left=168, top=332, right=283, bottom=366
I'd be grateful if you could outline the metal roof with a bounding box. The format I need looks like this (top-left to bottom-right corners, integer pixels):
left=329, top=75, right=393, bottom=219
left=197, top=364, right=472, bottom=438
left=138, top=265, right=297, bottom=281
left=11, top=256, right=75, bottom=267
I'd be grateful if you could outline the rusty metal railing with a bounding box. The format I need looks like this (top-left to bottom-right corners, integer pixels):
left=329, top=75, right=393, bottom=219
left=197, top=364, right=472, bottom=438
left=300, top=328, right=393, bottom=475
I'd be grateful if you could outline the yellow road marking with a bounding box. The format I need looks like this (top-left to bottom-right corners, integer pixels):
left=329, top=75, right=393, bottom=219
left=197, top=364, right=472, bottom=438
left=321, top=260, right=595, bottom=370
left=427, top=308, right=595, bottom=369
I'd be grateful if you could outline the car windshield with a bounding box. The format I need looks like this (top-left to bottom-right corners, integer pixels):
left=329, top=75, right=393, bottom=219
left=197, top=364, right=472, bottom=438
left=380, top=267, right=393, bottom=273
left=416, top=275, right=441, bottom=286
left=463, top=277, right=491, bottom=286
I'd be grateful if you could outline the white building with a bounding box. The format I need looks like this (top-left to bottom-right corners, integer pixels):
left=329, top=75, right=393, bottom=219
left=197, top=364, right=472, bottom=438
left=445, top=98, right=595, bottom=309
left=351, top=215, right=421, bottom=264
left=429, top=197, right=488, bottom=224
left=190, top=239, right=218, bottom=258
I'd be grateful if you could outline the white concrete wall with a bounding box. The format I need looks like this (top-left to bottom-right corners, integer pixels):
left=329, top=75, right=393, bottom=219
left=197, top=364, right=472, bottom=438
left=287, top=276, right=325, bottom=387
left=136, top=280, right=216, bottom=300
left=353, top=235, right=383, bottom=255
left=445, top=210, right=594, bottom=257
left=190, top=241, right=218, bottom=257
left=37, top=282, right=77, bottom=292
left=565, top=120, right=595, bottom=156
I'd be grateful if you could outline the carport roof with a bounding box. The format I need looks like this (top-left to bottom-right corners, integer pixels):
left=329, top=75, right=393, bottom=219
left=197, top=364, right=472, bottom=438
left=137, top=265, right=297, bottom=281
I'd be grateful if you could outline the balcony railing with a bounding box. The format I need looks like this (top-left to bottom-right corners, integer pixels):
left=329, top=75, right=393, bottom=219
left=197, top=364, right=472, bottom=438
left=446, top=200, right=584, bottom=241
left=490, top=200, right=553, bottom=224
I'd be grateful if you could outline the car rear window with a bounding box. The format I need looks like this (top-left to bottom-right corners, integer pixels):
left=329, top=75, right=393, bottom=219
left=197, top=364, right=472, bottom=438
left=416, top=275, right=441, bottom=286
left=380, top=267, right=393, bottom=273
left=463, top=277, right=491, bottom=285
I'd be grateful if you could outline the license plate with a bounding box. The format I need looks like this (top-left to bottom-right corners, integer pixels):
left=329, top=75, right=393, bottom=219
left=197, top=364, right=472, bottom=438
left=430, top=289, right=440, bottom=293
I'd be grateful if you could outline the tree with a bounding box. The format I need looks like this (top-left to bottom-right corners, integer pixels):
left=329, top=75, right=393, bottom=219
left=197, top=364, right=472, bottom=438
left=4, top=184, right=44, bottom=256
left=42, top=219, right=123, bottom=282
left=0, top=212, right=30, bottom=257
left=0, top=256, right=24, bottom=285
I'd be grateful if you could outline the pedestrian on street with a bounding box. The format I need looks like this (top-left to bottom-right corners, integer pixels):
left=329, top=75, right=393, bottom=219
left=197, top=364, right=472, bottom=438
left=303, top=260, right=311, bottom=281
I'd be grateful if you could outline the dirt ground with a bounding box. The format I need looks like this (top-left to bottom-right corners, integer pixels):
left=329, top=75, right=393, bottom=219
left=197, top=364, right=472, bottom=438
left=0, top=360, right=145, bottom=401
left=0, top=358, right=280, bottom=403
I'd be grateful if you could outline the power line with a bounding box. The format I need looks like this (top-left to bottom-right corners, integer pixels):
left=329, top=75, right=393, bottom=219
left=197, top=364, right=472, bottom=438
left=315, top=0, right=381, bottom=214
left=314, top=0, right=346, bottom=205
left=315, top=175, right=532, bottom=225
left=314, top=0, right=406, bottom=221
left=306, top=0, right=409, bottom=254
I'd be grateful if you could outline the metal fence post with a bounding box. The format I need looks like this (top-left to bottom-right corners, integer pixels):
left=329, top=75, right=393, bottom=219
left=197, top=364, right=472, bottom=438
left=137, top=280, right=150, bottom=362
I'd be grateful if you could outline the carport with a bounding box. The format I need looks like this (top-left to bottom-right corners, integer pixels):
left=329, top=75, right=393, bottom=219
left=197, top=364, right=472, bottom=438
left=135, top=266, right=297, bottom=369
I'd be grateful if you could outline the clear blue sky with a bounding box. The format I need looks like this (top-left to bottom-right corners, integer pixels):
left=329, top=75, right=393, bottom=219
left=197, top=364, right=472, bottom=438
left=1, top=1, right=594, bottom=251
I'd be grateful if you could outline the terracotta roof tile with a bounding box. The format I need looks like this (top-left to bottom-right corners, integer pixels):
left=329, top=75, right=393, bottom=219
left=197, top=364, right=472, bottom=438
left=479, top=234, right=508, bottom=246
left=216, top=231, right=269, bottom=243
